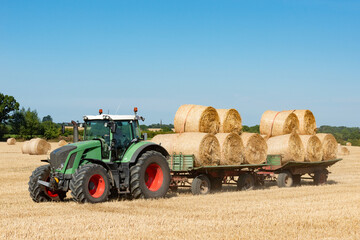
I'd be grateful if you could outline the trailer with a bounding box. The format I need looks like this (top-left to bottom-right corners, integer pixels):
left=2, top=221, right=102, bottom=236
left=168, top=154, right=342, bottom=195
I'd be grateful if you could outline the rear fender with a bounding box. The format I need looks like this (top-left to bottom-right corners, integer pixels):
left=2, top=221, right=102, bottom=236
left=122, top=142, right=169, bottom=164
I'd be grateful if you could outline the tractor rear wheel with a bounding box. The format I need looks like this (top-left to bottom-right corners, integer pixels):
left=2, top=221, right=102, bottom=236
left=237, top=174, right=255, bottom=191
left=28, top=165, right=66, bottom=202
left=70, top=164, right=111, bottom=203
left=130, top=151, right=170, bottom=199
left=277, top=171, right=294, bottom=188
left=191, top=174, right=211, bottom=195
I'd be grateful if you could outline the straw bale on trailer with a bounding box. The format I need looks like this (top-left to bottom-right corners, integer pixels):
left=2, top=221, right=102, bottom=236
left=299, top=135, right=323, bottom=162
left=260, top=110, right=299, bottom=137
left=174, top=104, right=220, bottom=134
left=21, top=141, right=30, bottom=154
left=240, top=132, right=268, bottom=164
left=266, top=133, right=305, bottom=163
left=7, top=138, right=16, bottom=145
left=340, top=146, right=350, bottom=155
left=287, top=110, right=317, bottom=135
left=215, top=133, right=244, bottom=165
left=172, top=133, right=221, bottom=167
left=150, top=134, right=179, bottom=155
left=317, top=133, right=338, bottom=160
left=58, top=140, right=68, bottom=147
left=216, top=109, right=242, bottom=134
left=28, top=138, right=51, bottom=155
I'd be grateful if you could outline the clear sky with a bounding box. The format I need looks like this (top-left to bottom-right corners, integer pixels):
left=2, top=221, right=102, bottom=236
left=1, top=0, right=359, bottom=126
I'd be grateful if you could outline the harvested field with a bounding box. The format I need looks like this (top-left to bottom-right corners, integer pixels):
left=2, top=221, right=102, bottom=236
left=1, top=142, right=360, bottom=239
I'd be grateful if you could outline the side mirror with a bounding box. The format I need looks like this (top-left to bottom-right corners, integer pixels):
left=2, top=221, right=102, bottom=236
left=61, top=124, right=65, bottom=134
left=142, top=133, right=148, bottom=141
left=111, top=123, right=117, bottom=133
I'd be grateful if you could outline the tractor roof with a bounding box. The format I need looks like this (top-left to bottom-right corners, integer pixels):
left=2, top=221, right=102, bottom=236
left=84, top=114, right=137, bottom=121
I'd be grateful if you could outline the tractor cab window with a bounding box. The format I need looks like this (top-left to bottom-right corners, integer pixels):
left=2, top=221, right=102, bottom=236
left=84, top=120, right=110, bottom=158
left=113, top=121, right=133, bottom=158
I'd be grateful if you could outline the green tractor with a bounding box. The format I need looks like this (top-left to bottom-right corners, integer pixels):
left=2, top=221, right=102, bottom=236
left=28, top=108, right=171, bottom=203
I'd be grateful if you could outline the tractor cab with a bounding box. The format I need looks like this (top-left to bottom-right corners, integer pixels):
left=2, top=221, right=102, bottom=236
left=83, top=109, right=143, bottom=161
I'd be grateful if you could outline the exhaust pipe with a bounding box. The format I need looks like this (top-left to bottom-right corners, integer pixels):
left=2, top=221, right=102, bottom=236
left=71, top=120, right=79, bottom=143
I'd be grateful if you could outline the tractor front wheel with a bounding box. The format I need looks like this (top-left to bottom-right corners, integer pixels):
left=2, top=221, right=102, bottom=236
left=28, top=165, right=67, bottom=202
left=130, top=151, right=171, bottom=199
left=70, top=164, right=111, bottom=203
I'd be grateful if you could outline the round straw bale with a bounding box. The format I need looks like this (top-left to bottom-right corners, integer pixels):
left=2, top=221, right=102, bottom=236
left=317, top=134, right=338, bottom=160
left=290, top=110, right=316, bottom=135
left=58, top=140, right=68, bottom=147
left=340, top=146, right=350, bottom=155
left=7, top=138, right=16, bottom=145
left=260, top=110, right=299, bottom=137
left=346, top=142, right=352, bottom=146
left=150, top=134, right=179, bottom=155
left=215, top=133, right=244, bottom=165
left=216, top=109, right=242, bottom=133
left=266, top=133, right=305, bottom=163
left=28, top=138, right=51, bottom=155
left=299, top=135, right=323, bottom=162
left=174, top=104, right=220, bottom=134
left=173, top=133, right=220, bottom=167
left=21, top=141, right=30, bottom=154
left=240, top=132, right=268, bottom=164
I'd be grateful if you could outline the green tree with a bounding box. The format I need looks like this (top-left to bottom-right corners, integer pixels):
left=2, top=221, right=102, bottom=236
left=42, top=121, right=60, bottom=139
left=9, top=108, right=26, bottom=134
left=42, top=115, right=53, bottom=122
left=0, top=93, right=19, bottom=138
left=20, top=108, right=41, bottom=139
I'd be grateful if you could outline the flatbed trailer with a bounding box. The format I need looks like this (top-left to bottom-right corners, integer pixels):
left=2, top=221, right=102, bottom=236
left=168, top=154, right=342, bottom=195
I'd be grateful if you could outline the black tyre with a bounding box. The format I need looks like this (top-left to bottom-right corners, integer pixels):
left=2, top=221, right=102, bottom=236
left=314, top=170, right=328, bottom=185
left=210, top=177, right=223, bottom=192
left=70, top=164, right=111, bottom=203
left=130, top=151, right=171, bottom=199
left=191, top=174, right=211, bottom=195
left=28, top=165, right=66, bottom=202
left=237, top=174, right=255, bottom=191
left=277, top=171, right=294, bottom=188
left=293, top=174, right=301, bottom=186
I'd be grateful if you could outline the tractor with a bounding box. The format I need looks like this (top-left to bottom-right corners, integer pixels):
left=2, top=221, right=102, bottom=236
left=28, top=108, right=171, bottom=203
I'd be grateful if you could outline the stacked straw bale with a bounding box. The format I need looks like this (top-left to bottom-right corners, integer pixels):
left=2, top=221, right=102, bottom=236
left=339, top=147, right=350, bottom=155
left=58, top=140, right=68, bottom=147
left=7, top=138, right=16, bottom=145
left=216, top=109, right=242, bottom=134
left=215, top=133, right=244, bottom=165
left=287, top=110, right=317, bottom=135
left=266, top=133, right=305, bottom=163
left=152, top=133, right=220, bottom=167
left=260, top=110, right=299, bottom=137
left=317, top=134, right=338, bottom=160
left=299, top=135, right=323, bottom=162
left=174, top=104, right=220, bottom=134
left=240, top=133, right=268, bottom=164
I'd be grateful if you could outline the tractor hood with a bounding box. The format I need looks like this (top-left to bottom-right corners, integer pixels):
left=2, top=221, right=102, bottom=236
left=49, top=140, right=101, bottom=170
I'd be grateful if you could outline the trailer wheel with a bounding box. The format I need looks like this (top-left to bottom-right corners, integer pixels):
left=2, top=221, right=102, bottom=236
left=293, top=174, right=301, bottom=186
left=191, top=175, right=211, bottom=195
left=28, top=165, right=66, bottom=202
left=130, top=150, right=170, bottom=199
left=70, top=164, right=111, bottom=203
left=237, top=174, right=255, bottom=191
left=277, top=171, right=294, bottom=188
left=210, top=177, right=223, bottom=192
left=314, top=170, right=328, bottom=185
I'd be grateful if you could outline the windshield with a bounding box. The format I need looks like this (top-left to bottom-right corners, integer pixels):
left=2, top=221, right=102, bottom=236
left=84, top=120, right=111, bottom=159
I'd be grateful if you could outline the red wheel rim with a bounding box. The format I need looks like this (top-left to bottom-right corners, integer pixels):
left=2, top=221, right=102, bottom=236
left=45, top=177, right=59, bottom=198
left=145, top=163, right=164, bottom=191
left=88, top=174, right=105, bottom=198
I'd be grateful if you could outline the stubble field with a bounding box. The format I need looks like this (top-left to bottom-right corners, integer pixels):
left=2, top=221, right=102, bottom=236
left=0, top=142, right=359, bottom=239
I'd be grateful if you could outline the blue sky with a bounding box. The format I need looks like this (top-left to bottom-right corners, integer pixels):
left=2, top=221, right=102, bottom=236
left=1, top=0, right=359, bottom=126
